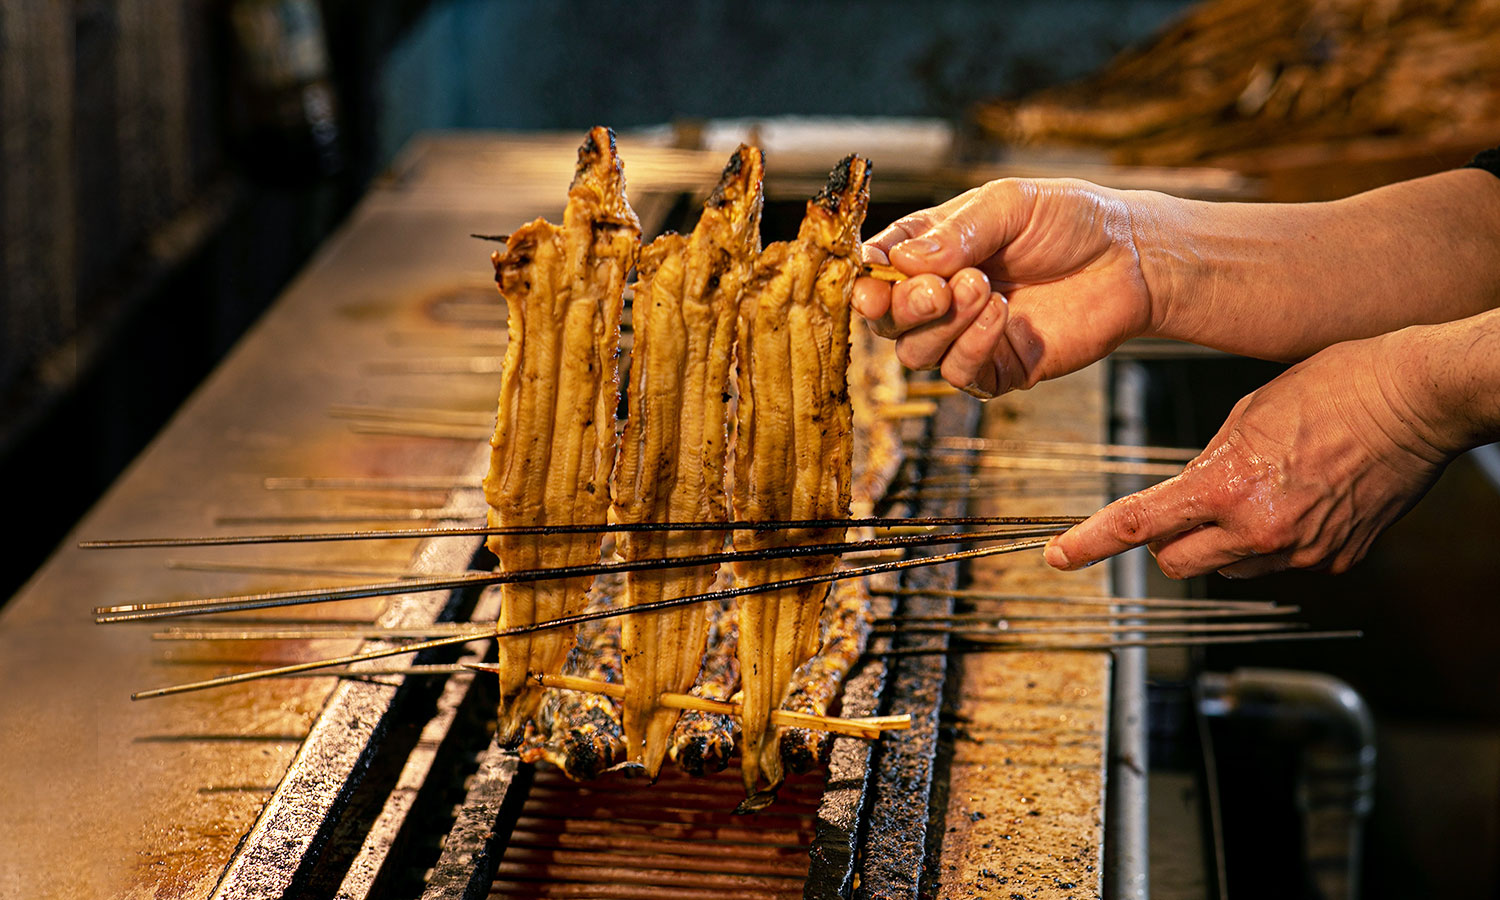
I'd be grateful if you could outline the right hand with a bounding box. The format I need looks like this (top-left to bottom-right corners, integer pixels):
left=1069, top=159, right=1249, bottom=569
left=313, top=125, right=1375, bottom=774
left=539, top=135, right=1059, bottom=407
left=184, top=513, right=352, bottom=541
left=853, top=178, right=1158, bottom=398
left=1044, top=328, right=1452, bottom=578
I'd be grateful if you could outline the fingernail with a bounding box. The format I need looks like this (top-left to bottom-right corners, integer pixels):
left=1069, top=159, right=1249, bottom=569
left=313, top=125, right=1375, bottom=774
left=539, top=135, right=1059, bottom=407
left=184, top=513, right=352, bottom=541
left=1044, top=541, right=1070, bottom=569
left=897, top=237, right=941, bottom=256
left=954, top=277, right=982, bottom=310
left=972, top=293, right=1006, bottom=331
left=960, top=381, right=995, bottom=400
left=908, top=283, right=938, bottom=317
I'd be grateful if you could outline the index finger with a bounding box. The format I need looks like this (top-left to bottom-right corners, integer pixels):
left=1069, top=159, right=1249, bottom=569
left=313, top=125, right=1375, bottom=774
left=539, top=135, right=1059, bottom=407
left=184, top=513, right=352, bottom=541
left=1043, top=469, right=1214, bottom=570
left=863, top=188, right=978, bottom=257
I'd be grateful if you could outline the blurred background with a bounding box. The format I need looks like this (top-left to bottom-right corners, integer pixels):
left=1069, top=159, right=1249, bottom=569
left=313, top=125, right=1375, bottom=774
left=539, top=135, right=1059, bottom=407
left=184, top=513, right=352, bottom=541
left=2, top=0, right=1498, bottom=896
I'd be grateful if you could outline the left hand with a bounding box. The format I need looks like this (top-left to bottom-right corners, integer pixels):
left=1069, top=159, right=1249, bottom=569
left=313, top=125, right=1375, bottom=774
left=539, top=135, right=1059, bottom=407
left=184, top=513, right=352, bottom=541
left=1044, top=331, right=1452, bottom=578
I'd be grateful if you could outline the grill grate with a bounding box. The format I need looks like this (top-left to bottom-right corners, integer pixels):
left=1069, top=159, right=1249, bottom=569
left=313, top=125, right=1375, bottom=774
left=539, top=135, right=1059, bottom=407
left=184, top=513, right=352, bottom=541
left=490, top=764, right=825, bottom=899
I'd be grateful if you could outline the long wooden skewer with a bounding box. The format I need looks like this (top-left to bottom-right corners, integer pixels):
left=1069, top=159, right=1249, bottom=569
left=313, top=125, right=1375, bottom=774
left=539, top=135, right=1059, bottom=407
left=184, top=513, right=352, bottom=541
left=125, top=537, right=1052, bottom=698
left=921, top=452, right=1184, bottom=477
left=154, top=624, right=490, bottom=640
left=341, top=403, right=936, bottom=440
left=916, top=435, right=1201, bottom=462
left=279, top=664, right=475, bottom=677
left=95, top=527, right=1064, bottom=624
left=875, top=586, right=1276, bottom=610
left=888, top=606, right=1298, bottom=624
left=469, top=669, right=910, bottom=740
left=263, top=475, right=475, bottom=491
left=881, top=630, right=1363, bottom=655
left=164, top=560, right=421, bottom=580
left=875, top=621, right=1299, bottom=636
left=80, top=514, right=1083, bottom=551
left=150, top=605, right=1297, bottom=641
left=349, top=421, right=487, bottom=440
left=365, top=357, right=504, bottom=376
left=904, top=380, right=959, bottom=399
left=328, top=404, right=490, bottom=426
left=213, top=509, right=489, bottom=527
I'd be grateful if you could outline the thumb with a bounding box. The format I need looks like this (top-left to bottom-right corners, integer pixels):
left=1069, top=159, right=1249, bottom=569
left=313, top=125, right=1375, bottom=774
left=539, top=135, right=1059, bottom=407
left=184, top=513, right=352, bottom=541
left=889, top=180, right=1035, bottom=278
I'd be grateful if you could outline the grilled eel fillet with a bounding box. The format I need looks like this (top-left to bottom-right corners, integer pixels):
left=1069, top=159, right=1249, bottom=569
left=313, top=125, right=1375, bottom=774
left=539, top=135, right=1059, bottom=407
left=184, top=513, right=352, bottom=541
left=732, top=154, right=871, bottom=792
left=667, top=596, right=741, bottom=776
left=518, top=575, right=628, bottom=780
left=484, top=126, right=641, bottom=743
left=779, top=574, right=874, bottom=774
left=612, top=146, right=764, bottom=777
left=849, top=323, right=907, bottom=517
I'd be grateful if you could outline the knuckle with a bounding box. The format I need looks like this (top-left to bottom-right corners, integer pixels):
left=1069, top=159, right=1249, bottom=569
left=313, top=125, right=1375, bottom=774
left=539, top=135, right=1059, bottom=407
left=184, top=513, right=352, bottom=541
left=938, top=354, right=978, bottom=387
left=1242, top=528, right=1284, bottom=558
left=1285, top=546, right=1324, bottom=570
left=1109, top=501, right=1148, bottom=542
left=895, top=336, right=939, bottom=371
left=1153, top=551, right=1191, bottom=581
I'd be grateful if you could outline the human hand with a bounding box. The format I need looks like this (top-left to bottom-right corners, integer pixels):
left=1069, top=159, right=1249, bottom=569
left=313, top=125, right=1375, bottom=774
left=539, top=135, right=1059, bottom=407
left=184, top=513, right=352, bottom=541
left=1044, top=332, right=1452, bottom=578
left=852, top=179, right=1157, bottom=398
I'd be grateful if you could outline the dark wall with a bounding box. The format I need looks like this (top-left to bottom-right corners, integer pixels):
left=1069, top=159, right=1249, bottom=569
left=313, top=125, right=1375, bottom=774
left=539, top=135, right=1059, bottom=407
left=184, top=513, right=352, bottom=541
left=373, top=0, right=1192, bottom=165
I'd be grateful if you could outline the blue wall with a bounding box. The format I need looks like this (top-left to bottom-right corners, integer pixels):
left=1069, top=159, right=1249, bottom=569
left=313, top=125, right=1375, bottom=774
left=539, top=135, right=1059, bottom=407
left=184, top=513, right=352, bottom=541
left=376, top=0, right=1192, bottom=165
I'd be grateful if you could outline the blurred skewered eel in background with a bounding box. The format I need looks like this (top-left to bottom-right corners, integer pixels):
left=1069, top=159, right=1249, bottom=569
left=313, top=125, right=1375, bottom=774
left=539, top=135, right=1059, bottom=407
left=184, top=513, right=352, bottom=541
left=976, top=0, right=1500, bottom=199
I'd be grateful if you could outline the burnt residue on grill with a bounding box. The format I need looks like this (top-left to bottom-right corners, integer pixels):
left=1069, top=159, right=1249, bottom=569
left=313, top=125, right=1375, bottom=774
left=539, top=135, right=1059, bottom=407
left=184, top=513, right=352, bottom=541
left=804, top=390, right=979, bottom=900
left=208, top=536, right=497, bottom=900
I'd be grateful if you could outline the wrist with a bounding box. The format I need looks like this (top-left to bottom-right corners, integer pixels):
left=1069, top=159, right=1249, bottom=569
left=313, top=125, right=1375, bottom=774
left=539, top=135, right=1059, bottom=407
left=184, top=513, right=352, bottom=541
left=1124, top=189, right=1200, bottom=342
left=1375, top=315, right=1500, bottom=460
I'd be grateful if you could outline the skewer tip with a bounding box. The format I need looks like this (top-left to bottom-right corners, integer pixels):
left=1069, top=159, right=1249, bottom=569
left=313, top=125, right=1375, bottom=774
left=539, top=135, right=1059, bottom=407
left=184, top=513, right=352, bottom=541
left=858, top=261, right=908, bottom=284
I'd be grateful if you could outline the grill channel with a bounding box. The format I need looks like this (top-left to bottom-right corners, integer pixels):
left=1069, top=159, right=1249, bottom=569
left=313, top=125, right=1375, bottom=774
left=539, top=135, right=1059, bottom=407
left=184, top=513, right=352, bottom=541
left=492, top=766, right=825, bottom=899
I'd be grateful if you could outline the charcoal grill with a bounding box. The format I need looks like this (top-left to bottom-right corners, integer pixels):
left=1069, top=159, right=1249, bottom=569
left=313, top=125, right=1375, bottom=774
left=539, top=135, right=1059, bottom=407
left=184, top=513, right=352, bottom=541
left=0, top=127, right=1256, bottom=900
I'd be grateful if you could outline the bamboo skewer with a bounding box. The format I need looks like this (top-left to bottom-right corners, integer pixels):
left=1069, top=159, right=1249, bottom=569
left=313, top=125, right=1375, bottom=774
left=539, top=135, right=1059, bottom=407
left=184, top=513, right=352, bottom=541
left=337, top=403, right=936, bottom=439
left=95, top=528, right=1064, bottom=624
left=328, top=404, right=490, bottom=426
left=262, top=475, right=474, bottom=491
left=80, top=514, right=1084, bottom=551
left=164, top=560, right=421, bottom=580
left=904, top=380, right=959, bottom=399
left=123, top=538, right=1055, bottom=699
left=858, top=261, right=908, bottom=283
left=875, top=586, right=1277, bottom=610
left=153, top=624, right=490, bottom=641
left=215, top=509, right=487, bottom=527
left=887, top=606, right=1298, bottom=623
left=149, top=605, right=1297, bottom=641
left=347, top=421, right=486, bottom=441
left=470, top=669, right=911, bottom=740
left=915, top=435, right=1201, bottom=462
left=365, top=357, right=504, bottom=376
left=881, top=630, right=1364, bottom=655
left=281, top=664, right=476, bottom=677
left=923, top=452, right=1184, bottom=477
left=874, top=621, right=1298, bottom=636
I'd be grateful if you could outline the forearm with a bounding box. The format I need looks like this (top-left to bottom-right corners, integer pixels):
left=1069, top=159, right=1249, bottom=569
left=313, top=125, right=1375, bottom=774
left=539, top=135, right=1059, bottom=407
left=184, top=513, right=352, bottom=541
left=1133, top=168, right=1500, bottom=360
left=1383, top=306, right=1500, bottom=458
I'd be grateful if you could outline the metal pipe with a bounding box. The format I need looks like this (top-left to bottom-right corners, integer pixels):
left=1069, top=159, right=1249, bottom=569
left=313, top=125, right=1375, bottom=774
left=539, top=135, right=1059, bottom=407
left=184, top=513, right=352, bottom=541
left=1107, top=359, right=1151, bottom=900
left=1197, top=668, right=1376, bottom=900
